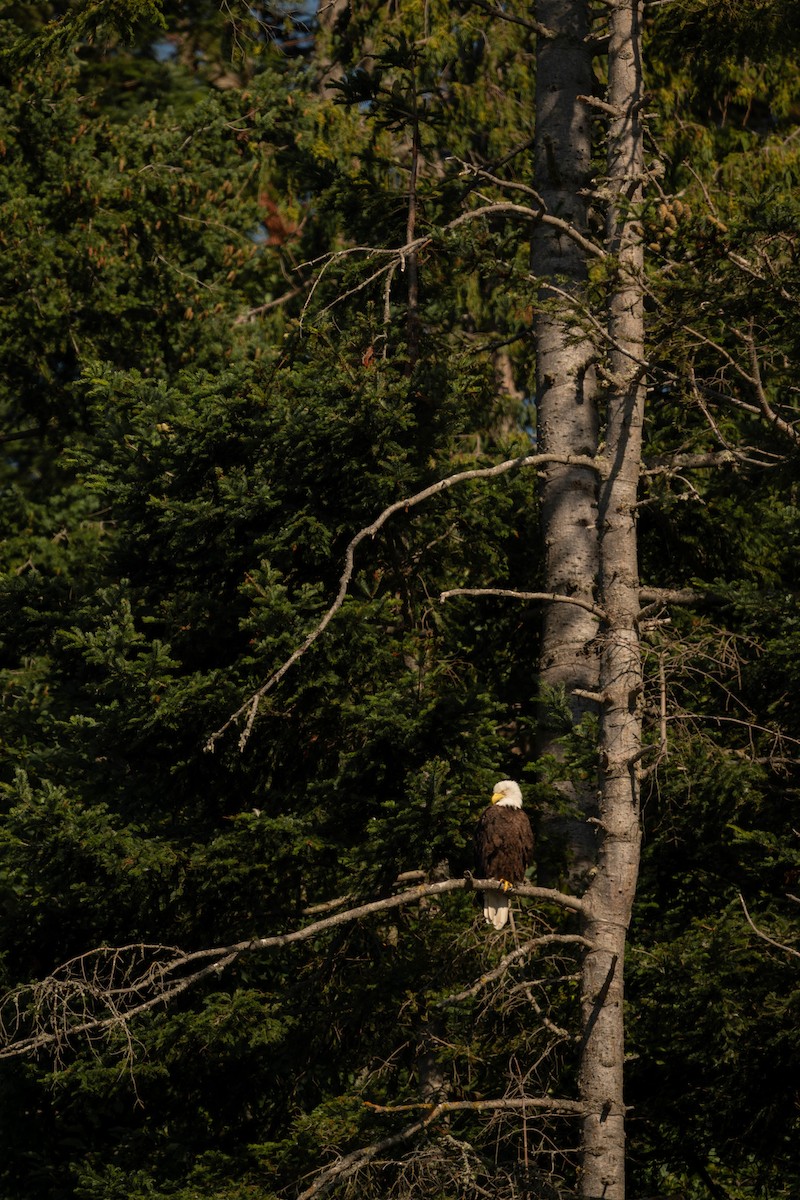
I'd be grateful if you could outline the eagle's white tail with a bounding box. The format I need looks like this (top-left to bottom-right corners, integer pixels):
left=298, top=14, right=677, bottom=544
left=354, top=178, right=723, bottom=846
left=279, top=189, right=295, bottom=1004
left=483, top=888, right=510, bottom=929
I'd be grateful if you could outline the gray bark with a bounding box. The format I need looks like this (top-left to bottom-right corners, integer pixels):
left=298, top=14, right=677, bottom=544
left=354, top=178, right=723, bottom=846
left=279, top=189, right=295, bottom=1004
left=533, top=0, right=601, bottom=883
left=578, top=2, right=645, bottom=1196
left=532, top=2, right=646, bottom=1194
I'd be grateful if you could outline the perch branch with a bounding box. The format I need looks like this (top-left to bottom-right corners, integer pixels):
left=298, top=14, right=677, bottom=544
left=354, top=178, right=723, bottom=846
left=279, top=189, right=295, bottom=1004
left=0, top=878, right=582, bottom=1061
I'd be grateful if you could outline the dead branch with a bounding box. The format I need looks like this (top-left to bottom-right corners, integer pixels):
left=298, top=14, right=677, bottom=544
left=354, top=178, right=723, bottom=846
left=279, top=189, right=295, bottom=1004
left=0, top=878, right=582, bottom=1062
left=741, top=325, right=800, bottom=445
left=233, top=284, right=304, bottom=323
left=296, top=1096, right=586, bottom=1200
left=438, top=934, right=592, bottom=1008
left=637, top=586, right=706, bottom=619
left=205, top=451, right=602, bottom=752
left=0, top=426, right=42, bottom=445
left=302, top=870, right=425, bottom=914
left=642, top=450, right=739, bottom=474
left=739, top=893, right=800, bottom=961
left=667, top=712, right=800, bottom=750
left=302, top=894, right=355, bottom=915
left=447, top=158, right=547, bottom=207
left=439, top=587, right=607, bottom=620
left=460, top=0, right=555, bottom=36
left=683, top=322, right=800, bottom=445
left=0, top=945, right=240, bottom=1064
left=298, top=197, right=605, bottom=327
left=437, top=582, right=709, bottom=626
left=457, top=201, right=606, bottom=258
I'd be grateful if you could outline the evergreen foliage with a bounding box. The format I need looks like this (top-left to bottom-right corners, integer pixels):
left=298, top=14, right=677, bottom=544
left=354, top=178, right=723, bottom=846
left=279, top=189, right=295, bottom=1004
left=1, top=1, right=799, bottom=1198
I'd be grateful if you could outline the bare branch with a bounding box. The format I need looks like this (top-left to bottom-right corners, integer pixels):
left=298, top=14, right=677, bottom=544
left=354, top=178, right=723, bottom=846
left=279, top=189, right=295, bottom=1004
left=438, top=934, right=593, bottom=1008
left=683, top=322, right=800, bottom=445
left=233, top=284, right=304, bottom=323
left=577, top=93, right=623, bottom=118
left=637, top=587, right=706, bottom=619
left=296, top=1096, right=586, bottom=1200
left=642, top=450, right=740, bottom=475
left=453, top=201, right=606, bottom=260
left=296, top=199, right=605, bottom=329
left=0, top=426, right=42, bottom=445
left=742, top=326, right=800, bottom=445
left=739, top=893, right=800, bottom=961
left=205, top=451, right=602, bottom=752
left=447, top=158, right=547, bottom=206
left=0, top=945, right=241, bottom=1063
left=459, top=0, right=556, bottom=36
left=667, top=712, right=800, bottom=750
left=0, top=878, right=583, bottom=1062
left=439, top=587, right=607, bottom=620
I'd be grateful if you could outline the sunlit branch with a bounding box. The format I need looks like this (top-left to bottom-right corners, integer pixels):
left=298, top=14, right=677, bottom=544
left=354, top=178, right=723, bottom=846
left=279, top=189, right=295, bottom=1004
left=0, top=878, right=582, bottom=1062
left=440, top=587, right=607, bottom=619
left=739, top=893, right=800, bottom=961
left=205, top=452, right=602, bottom=752
left=296, top=200, right=607, bottom=328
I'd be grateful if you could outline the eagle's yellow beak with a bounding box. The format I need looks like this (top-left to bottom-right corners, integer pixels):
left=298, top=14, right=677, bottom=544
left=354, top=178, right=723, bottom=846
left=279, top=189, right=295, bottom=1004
left=491, top=791, right=502, bottom=804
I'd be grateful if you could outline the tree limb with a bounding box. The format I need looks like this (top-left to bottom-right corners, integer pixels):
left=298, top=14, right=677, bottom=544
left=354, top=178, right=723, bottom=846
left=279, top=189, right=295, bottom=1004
left=439, top=587, right=607, bottom=619
left=298, top=199, right=607, bottom=326
left=452, top=201, right=606, bottom=260
left=639, top=586, right=705, bottom=605
left=741, top=325, right=800, bottom=445
left=205, top=451, right=602, bottom=752
left=296, top=1096, right=586, bottom=1200
left=739, top=893, right=800, bottom=961
left=0, top=878, right=583, bottom=1062
left=437, top=934, right=593, bottom=1008
left=460, top=0, right=555, bottom=37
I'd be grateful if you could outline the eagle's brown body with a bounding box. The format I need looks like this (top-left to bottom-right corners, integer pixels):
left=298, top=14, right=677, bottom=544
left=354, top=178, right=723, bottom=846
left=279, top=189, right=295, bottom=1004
left=475, top=784, right=534, bottom=928
left=475, top=804, right=534, bottom=885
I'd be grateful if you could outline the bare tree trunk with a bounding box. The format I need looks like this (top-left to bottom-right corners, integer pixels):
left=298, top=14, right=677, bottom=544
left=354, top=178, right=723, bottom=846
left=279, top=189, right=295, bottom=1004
left=577, top=1, right=645, bottom=1196
left=533, top=0, right=601, bottom=884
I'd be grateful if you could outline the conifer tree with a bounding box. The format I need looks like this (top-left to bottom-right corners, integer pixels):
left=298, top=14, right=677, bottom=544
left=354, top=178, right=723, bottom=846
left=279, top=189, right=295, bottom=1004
left=2, top=3, right=800, bottom=1200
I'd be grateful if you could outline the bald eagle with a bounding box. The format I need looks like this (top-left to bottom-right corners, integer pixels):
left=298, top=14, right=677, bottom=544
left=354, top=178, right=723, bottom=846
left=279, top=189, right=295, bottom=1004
left=474, top=779, right=534, bottom=929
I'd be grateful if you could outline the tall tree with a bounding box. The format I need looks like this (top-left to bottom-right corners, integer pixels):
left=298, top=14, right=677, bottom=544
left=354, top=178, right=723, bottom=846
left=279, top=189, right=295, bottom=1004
left=577, top=0, right=645, bottom=1192
left=3, top=4, right=800, bottom=1200
left=532, top=0, right=601, bottom=884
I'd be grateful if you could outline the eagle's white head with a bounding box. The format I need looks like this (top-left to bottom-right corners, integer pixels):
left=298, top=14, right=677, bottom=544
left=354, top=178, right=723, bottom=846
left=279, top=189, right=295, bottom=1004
left=491, top=779, right=523, bottom=808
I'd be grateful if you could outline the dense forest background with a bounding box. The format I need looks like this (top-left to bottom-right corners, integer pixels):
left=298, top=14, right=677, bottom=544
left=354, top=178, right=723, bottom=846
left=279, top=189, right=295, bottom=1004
left=1, top=1, right=800, bottom=1197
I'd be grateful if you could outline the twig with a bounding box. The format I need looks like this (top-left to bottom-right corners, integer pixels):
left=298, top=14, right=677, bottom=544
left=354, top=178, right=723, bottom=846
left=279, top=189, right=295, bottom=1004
left=296, top=196, right=605, bottom=330
left=438, top=935, right=592, bottom=1007
left=459, top=0, right=555, bottom=36
left=233, top=284, right=304, bottom=323
left=447, top=158, right=547, bottom=207
left=450, top=201, right=606, bottom=260
left=742, top=326, right=800, bottom=445
left=0, top=426, right=41, bottom=445
left=302, top=870, right=425, bottom=914
left=296, top=1096, right=585, bottom=1200
left=638, top=586, right=705, bottom=612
